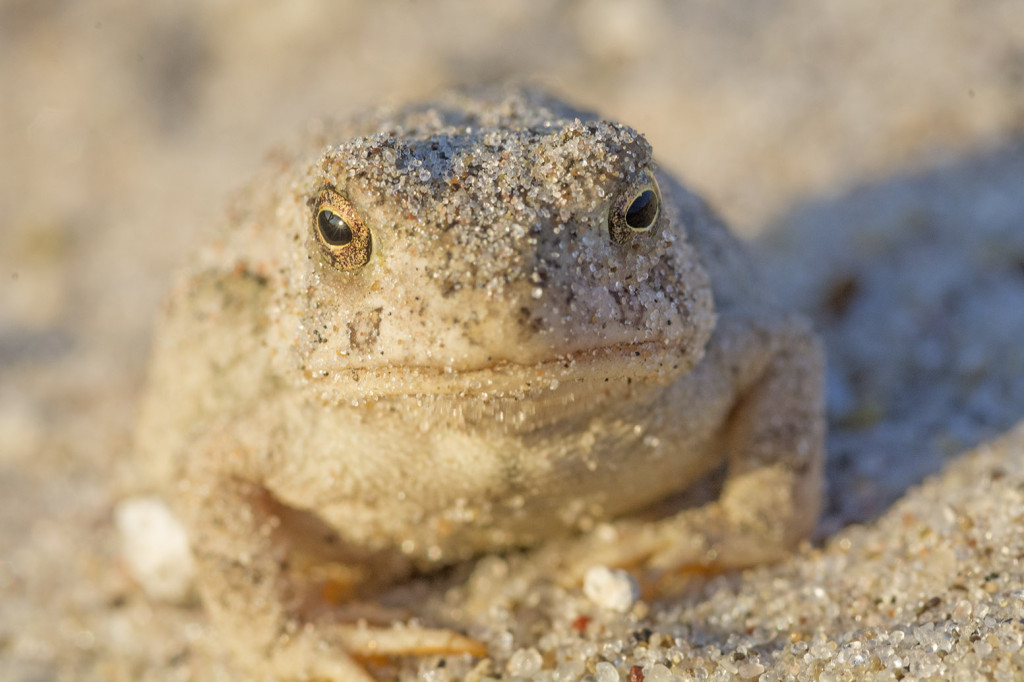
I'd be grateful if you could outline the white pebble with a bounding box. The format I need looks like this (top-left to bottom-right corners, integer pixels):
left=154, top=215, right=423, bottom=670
left=583, top=565, right=639, bottom=612
left=506, top=647, right=543, bottom=676
left=115, top=495, right=195, bottom=603
left=644, top=663, right=677, bottom=682
left=555, top=660, right=585, bottom=681
left=595, top=660, right=621, bottom=682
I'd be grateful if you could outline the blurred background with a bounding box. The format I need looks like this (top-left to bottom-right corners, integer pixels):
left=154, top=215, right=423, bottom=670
left=2, top=1, right=1023, bottom=679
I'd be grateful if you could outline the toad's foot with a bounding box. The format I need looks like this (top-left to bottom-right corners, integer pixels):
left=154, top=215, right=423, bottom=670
left=272, top=622, right=487, bottom=682
left=184, top=461, right=488, bottom=681
left=546, top=465, right=818, bottom=599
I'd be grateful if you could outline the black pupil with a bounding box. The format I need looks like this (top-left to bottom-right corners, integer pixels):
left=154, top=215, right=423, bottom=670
left=318, top=210, right=353, bottom=246
left=625, top=189, right=658, bottom=230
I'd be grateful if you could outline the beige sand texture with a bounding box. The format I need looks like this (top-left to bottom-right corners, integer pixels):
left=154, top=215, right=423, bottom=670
left=2, top=2, right=1023, bottom=680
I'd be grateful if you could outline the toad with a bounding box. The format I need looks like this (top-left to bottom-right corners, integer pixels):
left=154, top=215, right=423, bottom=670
left=135, top=87, right=824, bottom=680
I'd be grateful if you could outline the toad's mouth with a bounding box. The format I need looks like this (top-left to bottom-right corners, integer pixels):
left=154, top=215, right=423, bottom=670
left=313, top=338, right=699, bottom=400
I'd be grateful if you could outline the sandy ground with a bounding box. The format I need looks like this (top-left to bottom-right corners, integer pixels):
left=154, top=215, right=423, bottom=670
left=2, top=1, right=1024, bottom=680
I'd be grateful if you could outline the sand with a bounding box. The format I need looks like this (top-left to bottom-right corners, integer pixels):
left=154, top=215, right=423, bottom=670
left=2, top=1, right=1023, bottom=680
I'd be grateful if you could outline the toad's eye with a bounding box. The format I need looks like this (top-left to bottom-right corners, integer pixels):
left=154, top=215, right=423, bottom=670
left=608, top=170, right=661, bottom=245
left=312, top=188, right=371, bottom=270
left=317, top=210, right=353, bottom=246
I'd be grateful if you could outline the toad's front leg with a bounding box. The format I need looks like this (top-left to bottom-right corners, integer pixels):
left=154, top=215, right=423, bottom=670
left=181, top=427, right=486, bottom=682
left=552, top=312, right=825, bottom=594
